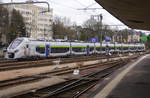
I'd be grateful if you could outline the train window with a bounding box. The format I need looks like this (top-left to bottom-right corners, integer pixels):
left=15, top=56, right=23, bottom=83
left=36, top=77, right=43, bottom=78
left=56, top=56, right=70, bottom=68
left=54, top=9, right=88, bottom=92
left=36, top=47, right=45, bottom=54
left=138, top=47, right=143, bottom=50
left=96, top=47, right=100, bottom=51
left=72, top=47, right=85, bottom=52
left=51, top=47, right=69, bottom=53
left=26, top=44, right=29, bottom=48
left=105, top=46, right=110, bottom=51
left=102, top=47, right=106, bottom=51
left=89, top=47, right=94, bottom=51
left=142, top=47, right=144, bottom=49
left=96, top=47, right=105, bottom=51
left=9, top=39, right=23, bottom=49
left=123, top=47, right=128, bottom=50
left=130, top=47, right=135, bottom=50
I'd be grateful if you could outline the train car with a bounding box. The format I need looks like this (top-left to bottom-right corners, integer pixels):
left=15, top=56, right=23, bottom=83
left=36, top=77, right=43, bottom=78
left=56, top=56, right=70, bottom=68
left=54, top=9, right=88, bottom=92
left=122, top=43, right=129, bottom=53
left=137, top=43, right=145, bottom=52
left=71, top=42, right=88, bottom=56
left=107, top=43, right=115, bottom=54
left=36, top=41, right=71, bottom=57
left=5, top=37, right=94, bottom=59
left=5, top=37, right=29, bottom=59
left=114, top=43, right=121, bottom=53
left=95, top=43, right=106, bottom=54
left=5, top=37, right=145, bottom=59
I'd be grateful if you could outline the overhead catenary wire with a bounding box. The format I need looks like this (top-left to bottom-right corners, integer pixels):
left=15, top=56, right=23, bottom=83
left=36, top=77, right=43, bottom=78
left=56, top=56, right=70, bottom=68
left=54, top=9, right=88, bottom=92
left=75, top=1, right=103, bottom=15
left=73, top=0, right=86, bottom=7
left=85, top=3, right=97, bottom=9
left=48, top=0, right=127, bottom=27
left=49, top=0, right=97, bottom=16
left=49, top=0, right=77, bottom=10
left=72, top=0, right=102, bottom=15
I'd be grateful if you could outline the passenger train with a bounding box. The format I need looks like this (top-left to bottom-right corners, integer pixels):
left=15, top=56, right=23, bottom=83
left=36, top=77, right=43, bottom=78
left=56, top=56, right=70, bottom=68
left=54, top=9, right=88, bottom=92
left=5, top=37, right=145, bottom=59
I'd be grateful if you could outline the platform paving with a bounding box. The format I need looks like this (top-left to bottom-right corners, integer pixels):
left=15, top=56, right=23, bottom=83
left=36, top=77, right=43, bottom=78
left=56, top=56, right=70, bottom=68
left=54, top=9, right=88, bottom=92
left=94, top=54, right=150, bottom=98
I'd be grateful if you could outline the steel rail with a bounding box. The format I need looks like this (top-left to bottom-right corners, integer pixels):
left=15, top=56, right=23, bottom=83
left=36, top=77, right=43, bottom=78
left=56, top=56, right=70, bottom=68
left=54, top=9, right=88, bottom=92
left=0, top=60, right=122, bottom=88
left=0, top=55, right=127, bottom=71
left=5, top=62, right=126, bottom=98
left=38, top=61, right=124, bottom=98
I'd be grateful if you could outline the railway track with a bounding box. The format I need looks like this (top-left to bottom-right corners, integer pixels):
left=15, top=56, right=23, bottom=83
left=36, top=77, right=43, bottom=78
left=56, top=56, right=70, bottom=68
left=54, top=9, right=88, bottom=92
left=0, top=54, right=140, bottom=84
left=0, top=53, right=143, bottom=98
left=0, top=59, right=16, bottom=64
left=0, top=54, right=107, bottom=65
left=0, top=52, right=138, bottom=65
left=11, top=59, right=126, bottom=98
left=0, top=59, right=123, bottom=89
left=0, top=52, right=143, bottom=98
left=0, top=52, right=144, bottom=66
left=0, top=54, right=131, bottom=71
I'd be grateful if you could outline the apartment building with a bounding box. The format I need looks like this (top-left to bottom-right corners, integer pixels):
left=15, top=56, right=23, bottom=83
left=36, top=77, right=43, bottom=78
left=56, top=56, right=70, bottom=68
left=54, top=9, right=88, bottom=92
left=8, top=4, right=53, bottom=39
left=127, top=33, right=140, bottom=42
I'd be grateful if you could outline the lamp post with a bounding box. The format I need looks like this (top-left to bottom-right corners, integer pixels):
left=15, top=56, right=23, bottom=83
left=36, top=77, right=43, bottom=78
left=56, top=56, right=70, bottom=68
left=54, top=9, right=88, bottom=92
left=99, top=14, right=103, bottom=54
left=91, top=14, right=103, bottom=54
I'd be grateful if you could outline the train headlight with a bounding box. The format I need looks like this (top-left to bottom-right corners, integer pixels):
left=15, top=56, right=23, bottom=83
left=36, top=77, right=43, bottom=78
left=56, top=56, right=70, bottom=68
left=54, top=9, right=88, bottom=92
left=14, top=49, right=19, bottom=53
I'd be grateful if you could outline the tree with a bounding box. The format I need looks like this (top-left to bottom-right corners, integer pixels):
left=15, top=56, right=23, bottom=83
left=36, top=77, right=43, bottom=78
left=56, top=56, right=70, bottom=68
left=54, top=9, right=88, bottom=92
left=0, top=7, right=26, bottom=45
left=53, top=16, right=76, bottom=39
left=0, top=6, right=9, bottom=46
left=80, top=18, right=98, bottom=41
left=81, top=18, right=114, bottom=41
left=83, top=18, right=99, bottom=32
left=7, top=9, right=26, bottom=43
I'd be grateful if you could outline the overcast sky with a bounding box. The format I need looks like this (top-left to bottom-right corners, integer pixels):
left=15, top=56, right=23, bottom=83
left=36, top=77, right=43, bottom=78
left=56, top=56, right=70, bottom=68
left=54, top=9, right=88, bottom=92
left=2, top=0, right=150, bottom=34
left=2, top=0, right=129, bottom=29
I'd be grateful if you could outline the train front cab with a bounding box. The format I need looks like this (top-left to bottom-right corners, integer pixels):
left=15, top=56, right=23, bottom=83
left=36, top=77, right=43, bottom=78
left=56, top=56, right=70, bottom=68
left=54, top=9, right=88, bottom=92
left=5, top=38, right=27, bottom=59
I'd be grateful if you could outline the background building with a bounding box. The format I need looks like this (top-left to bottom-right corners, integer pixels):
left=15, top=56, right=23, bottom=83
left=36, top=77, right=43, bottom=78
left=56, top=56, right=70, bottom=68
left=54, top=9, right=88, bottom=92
left=9, top=4, right=53, bottom=39
left=127, top=32, right=140, bottom=43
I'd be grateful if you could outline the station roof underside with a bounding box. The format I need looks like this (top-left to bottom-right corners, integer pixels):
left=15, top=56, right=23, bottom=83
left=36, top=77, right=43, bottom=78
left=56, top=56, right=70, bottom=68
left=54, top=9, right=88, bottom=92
left=95, top=0, right=150, bottom=30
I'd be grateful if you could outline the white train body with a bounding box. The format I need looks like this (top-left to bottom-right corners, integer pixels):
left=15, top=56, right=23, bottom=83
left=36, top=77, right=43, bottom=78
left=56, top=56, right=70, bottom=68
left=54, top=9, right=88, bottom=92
left=5, top=37, right=145, bottom=59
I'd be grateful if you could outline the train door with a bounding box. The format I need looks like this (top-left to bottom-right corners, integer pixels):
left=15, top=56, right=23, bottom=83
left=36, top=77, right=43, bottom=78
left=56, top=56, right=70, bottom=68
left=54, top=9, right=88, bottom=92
left=70, top=42, right=72, bottom=55
left=105, top=45, right=109, bottom=55
left=86, top=45, right=90, bottom=55
left=45, top=45, right=50, bottom=57
left=23, top=44, right=29, bottom=57
left=26, top=44, right=29, bottom=56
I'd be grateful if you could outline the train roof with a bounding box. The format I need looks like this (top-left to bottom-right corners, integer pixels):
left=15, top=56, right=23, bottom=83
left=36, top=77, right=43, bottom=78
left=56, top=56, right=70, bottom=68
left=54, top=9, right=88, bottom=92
left=15, top=37, right=145, bottom=45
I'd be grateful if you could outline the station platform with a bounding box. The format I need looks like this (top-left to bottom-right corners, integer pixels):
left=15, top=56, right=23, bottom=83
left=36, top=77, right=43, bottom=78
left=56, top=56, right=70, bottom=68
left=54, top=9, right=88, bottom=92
left=93, top=54, right=150, bottom=98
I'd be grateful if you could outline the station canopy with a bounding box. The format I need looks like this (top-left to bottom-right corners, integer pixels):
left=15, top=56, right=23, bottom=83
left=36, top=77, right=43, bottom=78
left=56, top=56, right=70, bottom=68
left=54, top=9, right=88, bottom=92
left=95, top=0, right=150, bottom=30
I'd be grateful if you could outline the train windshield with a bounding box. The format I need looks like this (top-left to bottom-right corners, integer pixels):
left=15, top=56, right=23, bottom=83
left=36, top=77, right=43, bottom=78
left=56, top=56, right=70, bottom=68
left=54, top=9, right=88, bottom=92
left=9, top=39, right=23, bottom=49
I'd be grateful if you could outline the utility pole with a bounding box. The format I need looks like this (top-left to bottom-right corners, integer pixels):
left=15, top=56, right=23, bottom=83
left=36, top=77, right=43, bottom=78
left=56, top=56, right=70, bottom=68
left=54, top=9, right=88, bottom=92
left=91, top=14, right=103, bottom=54
left=77, top=4, right=104, bottom=54
left=99, top=14, right=103, bottom=54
